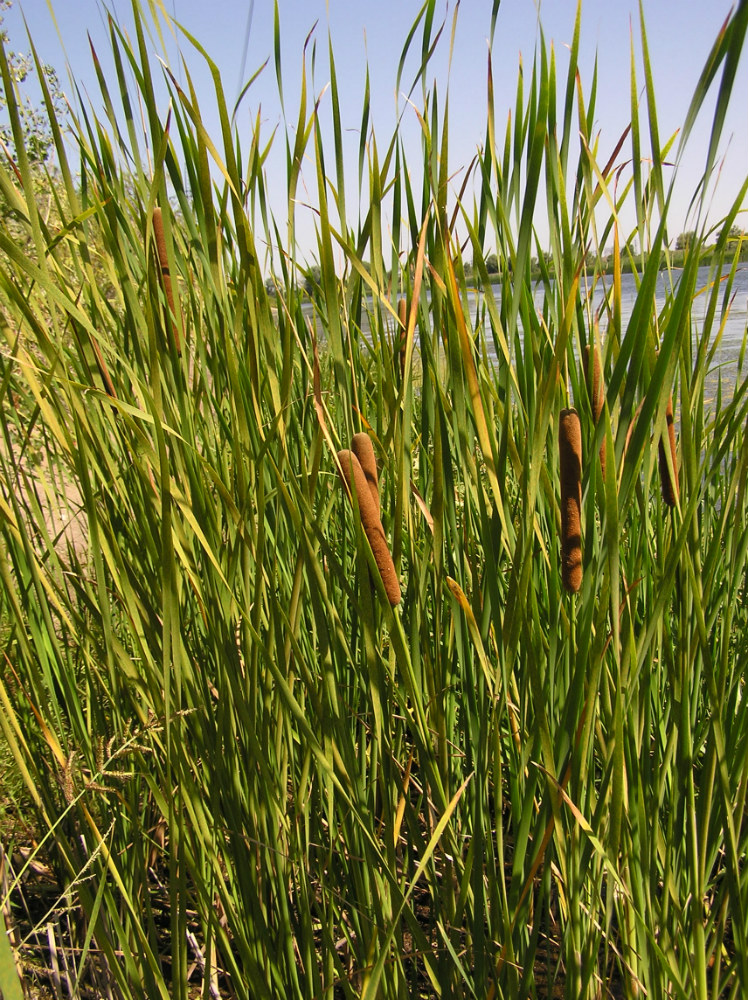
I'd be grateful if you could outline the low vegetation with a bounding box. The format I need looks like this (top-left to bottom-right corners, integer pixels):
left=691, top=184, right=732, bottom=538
left=1, top=1, right=747, bottom=997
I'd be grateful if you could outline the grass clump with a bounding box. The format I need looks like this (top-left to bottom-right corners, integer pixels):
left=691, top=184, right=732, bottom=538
left=0, top=1, right=747, bottom=998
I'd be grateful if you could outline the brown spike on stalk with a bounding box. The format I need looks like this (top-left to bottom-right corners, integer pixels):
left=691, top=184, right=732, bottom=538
left=351, top=432, right=380, bottom=517
left=658, top=396, right=679, bottom=507
left=584, top=344, right=606, bottom=478
left=559, top=408, right=583, bottom=594
left=397, top=297, right=408, bottom=378
left=152, top=207, right=182, bottom=357
left=90, top=335, right=117, bottom=401
left=337, top=449, right=401, bottom=606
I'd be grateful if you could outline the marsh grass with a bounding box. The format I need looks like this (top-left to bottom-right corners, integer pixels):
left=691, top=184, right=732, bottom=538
left=1, top=1, right=748, bottom=997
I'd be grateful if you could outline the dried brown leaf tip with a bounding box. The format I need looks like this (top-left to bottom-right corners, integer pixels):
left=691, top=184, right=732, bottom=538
left=559, top=407, right=583, bottom=594
left=337, top=448, right=400, bottom=606
left=585, top=344, right=605, bottom=478
left=351, top=432, right=380, bottom=517
left=658, top=395, right=679, bottom=507
left=153, top=207, right=182, bottom=357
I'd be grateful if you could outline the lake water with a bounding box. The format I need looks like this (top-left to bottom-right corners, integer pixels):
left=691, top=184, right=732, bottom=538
left=476, top=263, right=748, bottom=385
left=324, top=262, right=747, bottom=393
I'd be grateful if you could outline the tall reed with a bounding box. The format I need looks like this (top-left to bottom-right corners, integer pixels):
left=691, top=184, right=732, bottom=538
left=558, top=407, right=583, bottom=593
left=152, top=206, right=182, bottom=356
left=0, top=1, right=746, bottom=998
left=658, top=394, right=679, bottom=506
left=585, top=343, right=605, bottom=477
left=396, top=296, right=407, bottom=379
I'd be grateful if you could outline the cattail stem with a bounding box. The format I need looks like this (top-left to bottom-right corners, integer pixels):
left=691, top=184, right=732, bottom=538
left=658, top=396, right=679, bottom=507
left=351, top=432, right=380, bottom=517
left=397, top=297, right=407, bottom=379
left=337, top=449, right=400, bottom=606
left=153, top=207, right=182, bottom=357
left=559, top=408, right=583, bottom=594
left=585, top=344, right=605, bottom=477
left=90, top=335, right=117, bottom=400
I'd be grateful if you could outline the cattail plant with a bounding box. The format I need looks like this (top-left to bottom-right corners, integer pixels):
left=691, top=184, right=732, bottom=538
left=585, top=343, right=605, bottom=478
left=5, top=3, right=748, bottom=997
left=559, top=408, right=583, bottom=593
left=397, top=297, right=408, bottom=379
left=658, top=395, right=679, bottom=507
left=87, top=328, right=117, bottom=400
left=337, top=448, right=400, bottom=605
left=351, top=432, right=380, bottom=517
left=152, top=206, right=182, bottom=357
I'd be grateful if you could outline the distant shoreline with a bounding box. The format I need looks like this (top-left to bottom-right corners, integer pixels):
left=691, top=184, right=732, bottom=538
left=489, top=245, right=748, bottom=283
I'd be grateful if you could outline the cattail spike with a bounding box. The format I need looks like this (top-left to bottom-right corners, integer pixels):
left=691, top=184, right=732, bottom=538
left=153, top=207, right=182, bottom=357
left=658, top=396, right=679, bottom=507
left=351, top=432, right=380, bottom=517
left=559, top=408, right=583, bottom=594
left=153, top=207, right=169, bottom=274
left=337, top=449, right=401, bottom=606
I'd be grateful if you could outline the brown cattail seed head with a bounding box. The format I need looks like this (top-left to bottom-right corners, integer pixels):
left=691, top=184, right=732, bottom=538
left=585, top=344, right=606, bottom=478
left=153, top=207, right=168, bottom=272
left=658, top=396, right=679, bottom=507
left=559, top=408, right=583, bottom=594
left=152, top=207, right=182, bottom=357
left=337, top=449, right=401, bottom=606
left=351, top=432, right=380, bottom=517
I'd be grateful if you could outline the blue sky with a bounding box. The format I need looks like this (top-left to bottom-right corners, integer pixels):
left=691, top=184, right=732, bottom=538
left=4, top=0, right=747, bottom=263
